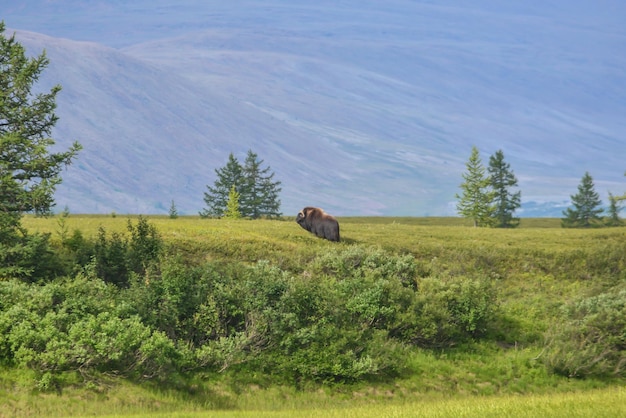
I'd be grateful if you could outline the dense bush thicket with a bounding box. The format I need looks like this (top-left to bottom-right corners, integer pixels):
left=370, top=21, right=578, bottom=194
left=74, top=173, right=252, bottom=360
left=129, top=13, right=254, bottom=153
left=0, top=219, right=503, bottom=386
left=1, top=218, right=624, bottom=388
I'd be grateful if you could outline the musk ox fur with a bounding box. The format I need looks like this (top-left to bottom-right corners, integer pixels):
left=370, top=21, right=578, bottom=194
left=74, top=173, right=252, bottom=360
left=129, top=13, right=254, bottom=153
left=296, top=207, right=340, bottom=242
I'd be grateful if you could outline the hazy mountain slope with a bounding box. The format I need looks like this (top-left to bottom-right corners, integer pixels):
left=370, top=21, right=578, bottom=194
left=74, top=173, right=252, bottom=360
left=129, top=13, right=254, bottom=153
left=15, top=31, right=390, bottom=215
left=5, top=1, right=626, bottom=216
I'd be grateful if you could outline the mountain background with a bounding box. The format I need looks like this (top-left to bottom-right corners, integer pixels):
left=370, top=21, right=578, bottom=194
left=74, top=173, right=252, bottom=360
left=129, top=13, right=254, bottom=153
left=3, top=0, right=626, bottom=216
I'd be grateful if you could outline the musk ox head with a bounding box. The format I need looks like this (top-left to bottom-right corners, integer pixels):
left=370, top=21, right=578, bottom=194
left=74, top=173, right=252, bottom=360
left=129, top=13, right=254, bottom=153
left=296, top=206, right=340, bottom=242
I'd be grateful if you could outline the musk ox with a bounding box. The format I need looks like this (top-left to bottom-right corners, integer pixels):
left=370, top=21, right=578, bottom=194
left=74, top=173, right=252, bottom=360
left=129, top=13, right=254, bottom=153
left=296, top=207, right=340, bottom=242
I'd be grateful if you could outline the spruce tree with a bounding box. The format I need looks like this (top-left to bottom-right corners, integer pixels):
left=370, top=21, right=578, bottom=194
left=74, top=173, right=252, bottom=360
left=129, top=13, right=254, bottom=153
left=256, top=174, right=283, bottom=219
left=562, top=172, right=603, bottom=228
left=604, top=193, right=623, bottom=227
left=200, top=150, right=282, bottom=219
left=168, top=199, right=178, bottom=219
left=224, top=185, right=242, bottom=219
left=240, top=150, right=282, bottom=219
left=1, top=22, right=81, bottom=226
left=1, top=22, right=81, bottom=278
left=200, top=153, right=242, bottom=218
left=456, top=146, right=495, bottom=227
left=488, top=150, right=521, bottom=228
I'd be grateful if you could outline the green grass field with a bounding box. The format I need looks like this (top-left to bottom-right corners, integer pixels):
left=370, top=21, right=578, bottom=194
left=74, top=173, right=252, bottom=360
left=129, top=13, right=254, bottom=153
left=3, top=215, right=624, bottom=417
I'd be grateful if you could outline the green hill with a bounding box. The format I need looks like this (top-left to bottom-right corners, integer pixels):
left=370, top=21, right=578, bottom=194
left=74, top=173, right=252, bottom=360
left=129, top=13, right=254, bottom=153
left=1, top=216, right=624, bottom=416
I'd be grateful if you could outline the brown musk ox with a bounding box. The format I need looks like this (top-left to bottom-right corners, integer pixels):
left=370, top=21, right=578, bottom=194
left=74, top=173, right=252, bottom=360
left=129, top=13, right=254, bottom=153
left=296, top=207, right=340, bottom=242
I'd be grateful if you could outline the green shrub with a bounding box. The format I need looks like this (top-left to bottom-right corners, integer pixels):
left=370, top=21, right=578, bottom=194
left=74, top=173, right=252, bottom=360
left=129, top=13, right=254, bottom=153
left=126, top=216, right=163, bottom=276
left=0, top=232, right=64, bottom=281
left=124, top=254, right=212, bottom=342
left=247, top=270, right=410, bottom=384
left=391, top=276, right=497, bottom=348
left=313, top=245, right=419, bottom=288
left=92, top=217, right=164, bottom=287
left=0, top=274, right=178, bottom=382
left=94, top=227, right=129, bottom=286
left=543, top=287, right=626, bottom=378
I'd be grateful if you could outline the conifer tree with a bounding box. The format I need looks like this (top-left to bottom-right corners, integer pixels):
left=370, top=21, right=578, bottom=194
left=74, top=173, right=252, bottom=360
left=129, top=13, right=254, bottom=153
left=200, top=150, right=282, bottom=219
left=1, top=23, right=81, bottom=227
left=200, top=153, right=242, bottom=218
left=1, top=22, right=81, bottom=278
left=240, top=150, right=282, bottom=219
left=256, top=174, right=283, bottom=219
left=604, top=192, right=623, bottom=227
left=456, top=146, right=495, bottom=227
left=224, top=185, right=242, bottom=219
left=562, top=172, right=603, bottom=228
left=168, top=200, right=178, bottom=219
left=488, top=150, right=521, bottom=228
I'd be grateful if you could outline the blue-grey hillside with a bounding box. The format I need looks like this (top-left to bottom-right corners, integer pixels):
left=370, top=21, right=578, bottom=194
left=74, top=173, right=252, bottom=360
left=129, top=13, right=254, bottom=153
left=5, top=1, right=626, bottom=216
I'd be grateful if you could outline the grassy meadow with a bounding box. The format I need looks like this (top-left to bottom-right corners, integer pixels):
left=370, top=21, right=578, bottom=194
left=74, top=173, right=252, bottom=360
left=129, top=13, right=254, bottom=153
left=2, top=214, right=624, bottom=417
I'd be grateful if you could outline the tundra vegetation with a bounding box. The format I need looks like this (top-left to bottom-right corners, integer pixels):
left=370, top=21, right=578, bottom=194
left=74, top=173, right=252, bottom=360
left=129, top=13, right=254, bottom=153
left=1, top=19, right=624, bottom=417
left=0, top=215, right=624, bottom=417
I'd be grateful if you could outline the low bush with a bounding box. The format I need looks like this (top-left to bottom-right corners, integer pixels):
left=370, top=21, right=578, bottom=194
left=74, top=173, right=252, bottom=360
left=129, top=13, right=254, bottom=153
left=0, top=274, right=177, bottom=381
left=1, top=243, right=497, bottom=386
left=389, top=276, right=497, bottom=348
left=0, top=232, right=64, bottom=281
left=543, top=287, right=626, bottom=378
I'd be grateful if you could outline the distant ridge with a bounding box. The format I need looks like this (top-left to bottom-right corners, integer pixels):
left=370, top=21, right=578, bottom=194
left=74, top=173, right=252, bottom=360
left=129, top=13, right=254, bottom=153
left=6, top=1, right=626, bottom=216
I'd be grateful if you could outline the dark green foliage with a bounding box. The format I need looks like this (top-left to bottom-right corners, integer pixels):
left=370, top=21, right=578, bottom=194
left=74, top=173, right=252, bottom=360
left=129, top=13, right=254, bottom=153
left=0, top=232, right=63, bottom=281
left=200, top=153, right=243, bottom=218
left=0, top=22, right=81, bottom=277
left=311, top=246, right=496, bottom=348
left=240, top=259, right=410, bottom=383
left=60, top=228, right=94, bottom=268
left=124, top=255, right=211, bottom=343
left=405, top=277, right=496, bottom=347
left=604, top=193, right=623, bottom=226
left=562, top=172, right=604, bottom=228
left=94, top=227, right=129, bottom=286
left=168, top=200, right=178, bottom=219
left=200, top=150, right=282, bottom=219
left=0, top=275, right=177, bottom=381
left=488, top=150, right=521, bottom=228
left=456, top=146, right=495, bottom=227
left=239, top=150, right=282, bottom=219
left=543, top=288, right=626, bottom=378
left=92, top=217, right=163, bottom=287
left=126, top=216, right=163, bottom=276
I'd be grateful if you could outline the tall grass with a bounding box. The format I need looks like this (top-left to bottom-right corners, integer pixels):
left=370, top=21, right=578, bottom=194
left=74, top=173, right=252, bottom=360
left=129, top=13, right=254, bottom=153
left=2, top=384, right=624, bottom=417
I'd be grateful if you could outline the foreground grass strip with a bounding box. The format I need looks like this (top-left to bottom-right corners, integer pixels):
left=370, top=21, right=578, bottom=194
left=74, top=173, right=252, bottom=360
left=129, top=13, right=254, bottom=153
left=81, top=387, right=626, bottom=418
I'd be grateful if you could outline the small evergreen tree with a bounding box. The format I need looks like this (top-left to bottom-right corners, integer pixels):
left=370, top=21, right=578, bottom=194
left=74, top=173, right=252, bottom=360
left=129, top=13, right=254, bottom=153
left=256, top=174, right=283, bottom=219
left=168, top=199, right=178, bottom=219
left=56, top=205, right=71, bottom=242
left=456, top=146, right=495, bottom=227
left=604, top=193, right=623, bottom=227
left=562, top=172, right=603, bottom=228
left=488, top=150, right=521, bottom=228
left=224, top=185, right=242, bottom=219
left=200, top=150, right=282, bottom=219
left=240, top=150, right=282, bottom=219
left=200, top=153, right=243, bottom=218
